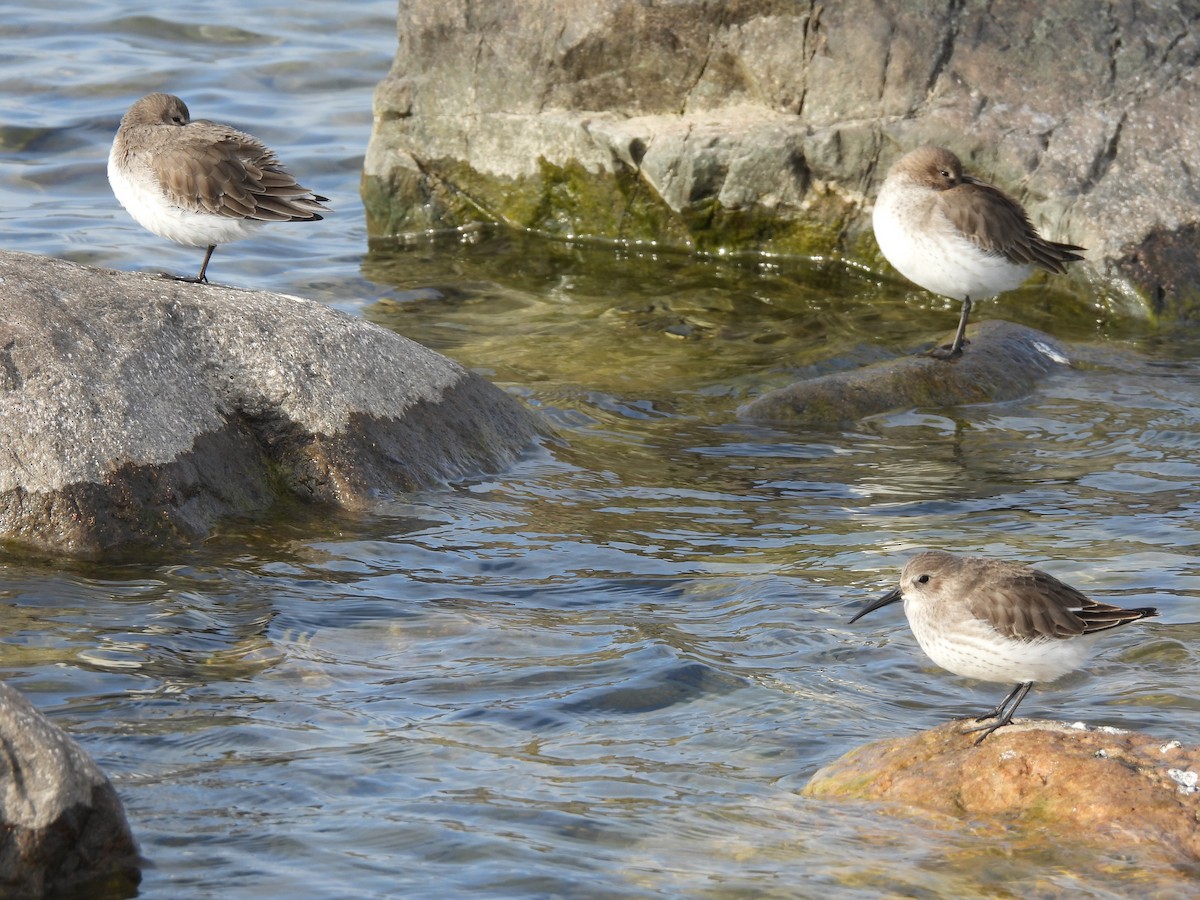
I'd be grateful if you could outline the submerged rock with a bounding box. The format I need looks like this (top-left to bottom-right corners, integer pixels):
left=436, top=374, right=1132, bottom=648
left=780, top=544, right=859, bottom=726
left=0, top=683, right=140, bottom=897
left=0, top=250, right=542, bottom=555
left=738, top=320, right=1068, bottom=427
left=804, top=720, right=1200, bottom=872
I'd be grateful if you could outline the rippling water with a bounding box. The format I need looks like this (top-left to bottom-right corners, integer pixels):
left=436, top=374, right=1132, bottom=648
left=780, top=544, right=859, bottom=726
left=2, top=4, right=1200, bottom=897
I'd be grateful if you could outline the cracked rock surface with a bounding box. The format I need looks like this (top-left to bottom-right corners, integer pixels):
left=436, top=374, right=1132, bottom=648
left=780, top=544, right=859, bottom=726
left=365, top=0, right=1200, bottom=315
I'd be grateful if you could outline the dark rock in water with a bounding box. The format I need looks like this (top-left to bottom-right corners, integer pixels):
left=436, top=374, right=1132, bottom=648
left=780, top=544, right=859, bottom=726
left=804, top=720, right=1200, bottom=874
left=0, top=250, right=542, bottom=556
left=0, top=683, right=140, bottom=897
left=738, top=320, right=1068, bottom=427
left=562, top=663, right=746, bottom=715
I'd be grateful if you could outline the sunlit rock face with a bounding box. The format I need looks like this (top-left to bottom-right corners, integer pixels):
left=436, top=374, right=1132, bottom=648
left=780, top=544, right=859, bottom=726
left=0, top=250, right=542, bottom=556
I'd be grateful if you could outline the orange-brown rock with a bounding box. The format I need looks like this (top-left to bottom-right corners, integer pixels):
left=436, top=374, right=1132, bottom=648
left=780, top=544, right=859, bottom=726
left=804, top=720, right=1200, bottom=872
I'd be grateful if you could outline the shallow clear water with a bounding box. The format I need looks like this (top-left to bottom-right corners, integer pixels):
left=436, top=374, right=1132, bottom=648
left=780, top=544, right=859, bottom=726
left=2, top=4, right=1200, bottom=897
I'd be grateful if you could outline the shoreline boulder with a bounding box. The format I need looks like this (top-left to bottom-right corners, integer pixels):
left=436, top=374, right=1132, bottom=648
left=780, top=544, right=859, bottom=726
left=0, top=683, right=140, bottom=897
left=0, top=251, right=542, bottom=556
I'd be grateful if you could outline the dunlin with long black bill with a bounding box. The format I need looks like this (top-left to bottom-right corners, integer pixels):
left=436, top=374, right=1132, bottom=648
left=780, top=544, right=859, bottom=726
left=108, top=93, right=330, bottom=283
left=872, top=146, right=1084, bottom=359
left=850, top=550, right=1156, bottom=745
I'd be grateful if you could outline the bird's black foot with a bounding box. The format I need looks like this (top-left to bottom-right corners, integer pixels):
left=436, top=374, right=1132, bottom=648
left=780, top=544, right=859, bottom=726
left=960, top=716, right=1012, bottom=746
left=950, top=710, right=1000, bottom=725
left=925, top=338, right=969, bottom=360
left=957, top=682, right=1032, bottom=745
left=165, top=273, right=208, bottom=284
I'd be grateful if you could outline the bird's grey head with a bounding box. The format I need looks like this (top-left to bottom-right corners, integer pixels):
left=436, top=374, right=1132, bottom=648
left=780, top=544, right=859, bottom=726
left=891, top=145, right=965, bottom=192
left=897, top=549, right=962, bottom=602
left=123, top=92, right=191, bottom=128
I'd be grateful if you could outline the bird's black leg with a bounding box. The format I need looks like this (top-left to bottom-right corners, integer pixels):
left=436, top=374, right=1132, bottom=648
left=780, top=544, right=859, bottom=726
left=960, top=681, right=1033, bottom=745
left=194, top=245, right=216, bottom=283
left=968, top=681, right=1029, bottom=723
left=171, top=245, right=216, bottom=284
left=928, top=295, right=972, bottom=360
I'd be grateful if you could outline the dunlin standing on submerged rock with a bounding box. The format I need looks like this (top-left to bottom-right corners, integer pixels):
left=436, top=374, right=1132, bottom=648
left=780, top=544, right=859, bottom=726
left=108, top=92, right=330, bottom=283
left=872, top=146, right=1084, bottom=359
left=850, top=550, right=1157, bottom=745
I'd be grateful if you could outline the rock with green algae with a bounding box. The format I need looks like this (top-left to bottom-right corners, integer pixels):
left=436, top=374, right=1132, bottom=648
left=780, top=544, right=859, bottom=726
left=804, top=720, right=1200, bottom=873
left=738, top=320, right=1069, bottom=427
left=365, top=0, right=1200, bottom=316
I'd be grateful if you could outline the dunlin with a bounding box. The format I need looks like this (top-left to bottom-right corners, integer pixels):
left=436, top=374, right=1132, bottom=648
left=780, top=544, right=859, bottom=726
left=873, top=146, right=1084, bottom=359
left=108, top=93, right=330, bottom=283
left=850, top=550, right=1157, bottom=744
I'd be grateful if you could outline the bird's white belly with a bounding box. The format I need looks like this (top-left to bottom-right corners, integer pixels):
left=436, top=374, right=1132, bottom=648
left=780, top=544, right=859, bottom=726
left=905, top=601, right=1100, bottom=684
left=873, top=190, right=1032, bottom=300
left=107, top=150, right=261, bottom=248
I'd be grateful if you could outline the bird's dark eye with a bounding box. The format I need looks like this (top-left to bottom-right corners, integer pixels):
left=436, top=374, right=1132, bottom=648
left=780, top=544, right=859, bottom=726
left=916, top=574, right=931, bottom=584
left=171, top=115, right=185, bottom=125
left=939, top=169, right=952, bottom=178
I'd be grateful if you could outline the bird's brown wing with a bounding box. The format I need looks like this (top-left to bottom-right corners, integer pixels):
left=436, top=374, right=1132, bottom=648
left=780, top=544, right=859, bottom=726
left=965, top=568, right=1088, bottom=641
left=967, top=567, right=1156, bottom=640
left=940, top=177, right=1083, bottom=273
left=150, top=123, right=327, bottom=221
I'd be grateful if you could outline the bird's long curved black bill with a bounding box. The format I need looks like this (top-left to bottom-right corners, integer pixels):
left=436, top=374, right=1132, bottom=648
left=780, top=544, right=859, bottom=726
left=848, top=587, right=902, bottom=624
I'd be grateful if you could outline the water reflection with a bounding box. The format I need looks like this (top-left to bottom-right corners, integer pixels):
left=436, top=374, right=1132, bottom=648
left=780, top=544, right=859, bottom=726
left=361, top=231, right=1141, bottom=406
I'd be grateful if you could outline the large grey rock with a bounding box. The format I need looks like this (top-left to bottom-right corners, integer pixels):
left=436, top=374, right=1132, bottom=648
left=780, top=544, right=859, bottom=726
left=0, top=250, right=541, bottom=555
left=0, top=683, right=139, bottom=897
left=739, top=321, right=1069, bottom=427
left=365, top=0, right=1200, bottom=316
